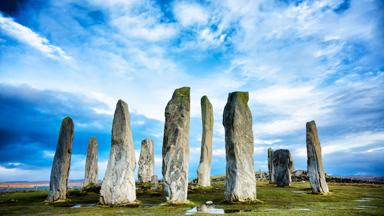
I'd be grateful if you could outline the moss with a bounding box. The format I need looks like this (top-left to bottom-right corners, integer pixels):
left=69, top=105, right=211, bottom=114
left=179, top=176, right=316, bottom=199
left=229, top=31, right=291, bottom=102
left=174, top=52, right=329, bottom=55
left=228, top=91, right=249, bottom=103
left=1, top=181, right=383, bottom=215
left=174, top=87, right=190, bottom=97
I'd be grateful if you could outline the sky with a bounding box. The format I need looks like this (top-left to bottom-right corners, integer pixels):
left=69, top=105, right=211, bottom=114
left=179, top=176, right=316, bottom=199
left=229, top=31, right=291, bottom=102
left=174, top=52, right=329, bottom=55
left=0, top=0, right=383, bottom=182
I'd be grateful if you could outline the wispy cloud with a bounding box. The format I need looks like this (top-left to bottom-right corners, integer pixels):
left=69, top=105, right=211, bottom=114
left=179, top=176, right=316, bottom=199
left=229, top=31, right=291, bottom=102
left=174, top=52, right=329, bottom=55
left=0, top=13, right=71, bottom=60
left=0, top=0, right=383, bottom=179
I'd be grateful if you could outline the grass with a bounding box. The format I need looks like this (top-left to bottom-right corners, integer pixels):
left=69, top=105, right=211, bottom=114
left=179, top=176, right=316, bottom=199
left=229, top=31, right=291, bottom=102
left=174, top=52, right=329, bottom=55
left=0, top=180, right=383, bottom=215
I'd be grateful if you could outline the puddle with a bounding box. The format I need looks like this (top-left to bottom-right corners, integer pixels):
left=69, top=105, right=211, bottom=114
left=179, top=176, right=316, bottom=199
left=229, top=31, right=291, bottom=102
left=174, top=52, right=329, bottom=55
left=263, top=208, right=279, bottom=211
left=355, top=197, right=374, bottom=202
left=355, top=205, right=378, bottom=210
left=185, top=204, right=253, bottom=215
left=292, top=208, right=311, bottom=211
left=291, top=190, right=306, bottom=194
left=186, top=205, right=224, bottom=215
left=71, top=203, right=97, bottom=208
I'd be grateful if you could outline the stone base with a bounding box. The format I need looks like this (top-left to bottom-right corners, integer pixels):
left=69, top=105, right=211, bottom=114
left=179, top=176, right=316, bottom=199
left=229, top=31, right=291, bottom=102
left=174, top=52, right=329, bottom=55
left=223, top=198, right=263, bottom=204
left=98, top=200, right=141, bottom=207
left=161, top=200, right=194, bottom=206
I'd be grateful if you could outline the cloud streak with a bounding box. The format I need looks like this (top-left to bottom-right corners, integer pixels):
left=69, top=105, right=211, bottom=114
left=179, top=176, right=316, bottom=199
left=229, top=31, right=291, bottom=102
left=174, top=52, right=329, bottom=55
left=0, top=12, right=71, bottom=60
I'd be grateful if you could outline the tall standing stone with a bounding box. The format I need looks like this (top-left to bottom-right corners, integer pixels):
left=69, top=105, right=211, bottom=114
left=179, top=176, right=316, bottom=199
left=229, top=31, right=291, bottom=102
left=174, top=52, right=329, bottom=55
left=100, top=100, right=136, bottom=205
left=162, top=87, right=190, bottom=204
left=138, top=139, right=154, bottom=183
left=83, top=137, right=98, bottom=187
left=47, top=117, right=74, bottom=203
left=197, top=96, right=213, bottom=187
left=223, top=92, right=256, bottom=202
left=268, top=147, right=275, bottom=183
left=272, top=149, right=293, bottom=187
left=306, top=120, right=329, bottom=194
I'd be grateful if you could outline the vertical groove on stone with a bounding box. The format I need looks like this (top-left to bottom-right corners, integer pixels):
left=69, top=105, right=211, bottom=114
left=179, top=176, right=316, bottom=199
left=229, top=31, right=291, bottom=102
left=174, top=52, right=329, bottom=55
left=83, top=137, right=98, bottom=187
left=162, top=87, right=190, bottom=204
left=272, top=149, right=293, bottom=187
left=100, top=99, right=136, bottom=205
left=268, top=147, right=275, bottom=183
left=223, top=91, right=256, bottom=202
left=138, top=139, right=155, bottom=183
left=306, top=120, right=329, bottom=194
left=197, top=95, right=213, bottom=187
left=47, top=116, right=74, bottom=203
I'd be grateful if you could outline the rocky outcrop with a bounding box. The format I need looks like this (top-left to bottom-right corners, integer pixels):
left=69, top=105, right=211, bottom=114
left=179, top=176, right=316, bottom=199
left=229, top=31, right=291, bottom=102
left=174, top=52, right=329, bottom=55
left=223, top=92, right=256, bottom=202
left=162, top=87, right=190, bottom=204
left=268, top=147, right=275, bottom=183
left=100, top=100, right=136, bottom=205
left=83, top=137, right=98, bottom=187
left=47, top=117, right=74, bottom=203
left=306, top=120, right=329, bottom=194
left=197, top=96, right=213, bottom=187
left=138, top=139, right=155, bottom=183
left=272, top=149, right=293, bottom=187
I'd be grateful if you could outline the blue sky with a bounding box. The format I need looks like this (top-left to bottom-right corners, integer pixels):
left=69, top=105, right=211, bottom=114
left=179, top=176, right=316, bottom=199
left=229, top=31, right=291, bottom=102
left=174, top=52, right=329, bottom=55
left=0, top=0, right=383, bottom=181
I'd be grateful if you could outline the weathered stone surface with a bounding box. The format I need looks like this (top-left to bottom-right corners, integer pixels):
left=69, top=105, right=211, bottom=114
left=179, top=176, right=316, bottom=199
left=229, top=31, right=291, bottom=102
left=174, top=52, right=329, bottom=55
left=100, top=100, right=136, bottom=205
left=83, top=137, right=98, bottom=187
left=162, top=87, right=190, bottom=204
left=151, top=175, right=159, bottom=190
left=47, top=117, right=74, bottom=203
left=197, top=95, right=213, bottom=187
left=138, top=139, right=154, bottom=183
left=306, top=120, right=329, bottom=194
left=272, top=149, right=293, bottom=187
left=268, top=147, right=275, bottom=183
left=223, top=92, right=256, bottom=202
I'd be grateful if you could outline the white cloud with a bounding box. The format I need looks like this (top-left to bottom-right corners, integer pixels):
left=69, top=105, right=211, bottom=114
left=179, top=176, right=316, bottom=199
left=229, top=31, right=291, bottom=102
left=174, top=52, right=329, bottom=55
left=296, top=131, right=384, bottom=157
left=173, top=2, right=208, bottom=27
left=0, top=13, right=71, bottom=60
left=0, top=166, right=51, bottom=182
left=213, top=149, right=225, bottom=157
left=322, top=131, right=384, bottom=155
left=251, top=85, right=334, bottom=135
left=111, top=15, right=177, bottom=41
left=42, top=150, right=55, bottom=158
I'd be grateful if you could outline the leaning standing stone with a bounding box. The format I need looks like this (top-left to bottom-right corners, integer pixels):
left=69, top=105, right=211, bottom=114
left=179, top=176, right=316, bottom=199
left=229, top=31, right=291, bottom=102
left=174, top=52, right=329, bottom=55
left=272, top=149, right=293, bottom=187
left=306, top=120, right=329, bottom=194
left=83, top=137, right=98, bottom=187
left=197, top=96, right=213, bottom=187
left=47, top=117, right=74, bottom=203
left=268, top=147, right=275, bottom=183
left=223, top=91, right=256, bottom=202
left=162, top=87, right=190, bottom=204
left=100, top=100, right=136, bottom=205
left=138, top=139, right=155, bottom=183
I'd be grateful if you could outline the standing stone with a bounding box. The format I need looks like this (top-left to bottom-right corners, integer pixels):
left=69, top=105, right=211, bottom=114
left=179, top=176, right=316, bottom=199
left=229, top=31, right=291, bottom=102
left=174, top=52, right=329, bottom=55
left=223, top=92, right=256, bottom=202
left=138, top=139, right=155, bottom=183
left=47, top=117, right=74, bottom=203
left=272, top=149, right=293, bottom=187
left=197, top=96, right=213, bottom=187
left=268, top=147, right=275, bottom=183
left=162, top=87, right=190, bottom=204
left=306, top=120, right=329, bottom=194
left=100, top=100, right=136, bottom=205
left=83, top=137, right=98, bottom=187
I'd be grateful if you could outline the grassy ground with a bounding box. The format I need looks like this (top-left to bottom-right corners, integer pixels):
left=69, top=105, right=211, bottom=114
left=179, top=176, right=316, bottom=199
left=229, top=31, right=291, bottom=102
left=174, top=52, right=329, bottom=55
left=0, top=181, right=383, bottom=215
